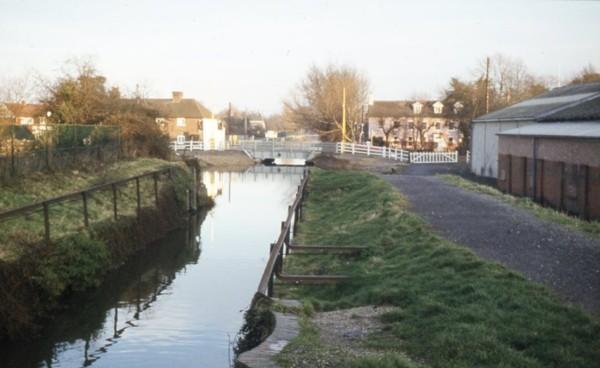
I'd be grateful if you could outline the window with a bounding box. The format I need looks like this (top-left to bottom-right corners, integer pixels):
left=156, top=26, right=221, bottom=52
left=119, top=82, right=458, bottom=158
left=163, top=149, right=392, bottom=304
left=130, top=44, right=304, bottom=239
left=433, top=101, right=444, bottom=114
left=412, top=102, right=423, bottom=114
left=176, top=118, right=186, bottom=127
left=449, top=122, right=456, bottom=129
left=408, top=122, right=414, bottom=129
left=435, top=122, right=441, bottom=129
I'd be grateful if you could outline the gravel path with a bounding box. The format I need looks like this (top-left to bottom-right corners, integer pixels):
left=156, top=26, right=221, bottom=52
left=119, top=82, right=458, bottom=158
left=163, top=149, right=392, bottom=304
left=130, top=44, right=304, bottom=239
left=385, top=173, right=600, bottom=316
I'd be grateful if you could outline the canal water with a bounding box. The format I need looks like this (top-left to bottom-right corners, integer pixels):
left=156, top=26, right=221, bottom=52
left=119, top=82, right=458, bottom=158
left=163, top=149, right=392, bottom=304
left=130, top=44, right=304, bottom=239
left=0, top=166, right=304, bottom=368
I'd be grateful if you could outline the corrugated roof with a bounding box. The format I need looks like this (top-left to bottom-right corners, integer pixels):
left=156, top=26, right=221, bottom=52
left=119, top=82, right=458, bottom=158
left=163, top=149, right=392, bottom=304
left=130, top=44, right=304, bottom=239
left=498, top=122, right=600, bottom=139
left=367, top=100, right=444, bottom=118
left=143, top=98, right=211, bottom=119
left=540, top=96, right=600, bottom=121
left=473, top=81, right=600, bottom=123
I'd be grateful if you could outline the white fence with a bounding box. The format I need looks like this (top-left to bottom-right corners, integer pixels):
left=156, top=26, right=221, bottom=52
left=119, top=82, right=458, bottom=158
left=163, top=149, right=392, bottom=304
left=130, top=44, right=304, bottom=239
left=335, top=142, right=410, bottom=162
left=409, top=151, right=458, bottom=164
left=170, top=140, right=204, bottom=151
left=170, top=139, right=460, bottom=164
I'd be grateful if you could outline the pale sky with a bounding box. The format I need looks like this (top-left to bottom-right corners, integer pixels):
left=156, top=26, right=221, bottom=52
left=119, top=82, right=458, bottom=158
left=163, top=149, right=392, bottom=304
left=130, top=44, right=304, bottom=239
left=1, top=0, right=599, bottom=114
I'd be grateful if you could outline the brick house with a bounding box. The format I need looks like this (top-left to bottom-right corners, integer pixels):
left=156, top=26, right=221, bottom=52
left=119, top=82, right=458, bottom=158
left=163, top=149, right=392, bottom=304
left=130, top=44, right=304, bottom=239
left=367, top=100, right=462, bottom=151
left=146, top=91, right=212, bottom=140
left=2, top=103, right=49, bottom=125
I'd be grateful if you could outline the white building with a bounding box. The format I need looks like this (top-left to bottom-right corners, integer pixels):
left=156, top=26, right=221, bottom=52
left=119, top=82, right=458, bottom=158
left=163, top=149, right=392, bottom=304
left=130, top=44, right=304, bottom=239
left=202, top=118, right=226, bottom=150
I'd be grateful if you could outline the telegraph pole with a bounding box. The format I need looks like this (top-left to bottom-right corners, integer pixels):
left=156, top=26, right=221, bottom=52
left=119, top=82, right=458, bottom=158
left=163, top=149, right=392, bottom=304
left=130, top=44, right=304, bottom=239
left=484, top=56, right=490, bottom=114
left=342, top=87, right=347, bottom=143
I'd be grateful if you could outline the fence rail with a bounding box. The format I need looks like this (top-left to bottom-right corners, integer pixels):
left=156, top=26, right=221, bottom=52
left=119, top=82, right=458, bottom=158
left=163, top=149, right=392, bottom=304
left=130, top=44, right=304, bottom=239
left=0, top=167, right=174, bottom=247
left=256, top=169, right=309, bottom=297
left=335, top=142, right=410, bottom=162
left=409, top=151, right=458, bottom=164
left=170, top=139, right=460, bottom=165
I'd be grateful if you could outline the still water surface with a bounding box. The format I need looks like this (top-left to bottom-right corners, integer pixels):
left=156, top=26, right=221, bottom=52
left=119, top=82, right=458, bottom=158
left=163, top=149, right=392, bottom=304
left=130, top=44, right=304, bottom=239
left=1, top=166, right=304, bottom=368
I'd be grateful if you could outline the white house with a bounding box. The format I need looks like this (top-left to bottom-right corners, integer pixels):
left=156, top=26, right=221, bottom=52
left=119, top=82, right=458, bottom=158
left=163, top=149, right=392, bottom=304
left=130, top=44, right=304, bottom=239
left=471, top=82, right=600, bottom=178
left=202, top=118, right=226, bottom=150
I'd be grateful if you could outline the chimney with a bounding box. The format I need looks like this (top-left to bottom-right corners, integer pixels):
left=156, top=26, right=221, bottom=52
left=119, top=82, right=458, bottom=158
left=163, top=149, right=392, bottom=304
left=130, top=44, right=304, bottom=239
left=172, top=91, right=183, bottom=103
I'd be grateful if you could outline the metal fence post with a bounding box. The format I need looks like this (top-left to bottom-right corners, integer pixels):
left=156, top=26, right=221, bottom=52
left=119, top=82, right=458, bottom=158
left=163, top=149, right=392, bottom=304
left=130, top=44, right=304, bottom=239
left=112, top=184, right=118, bottom=220
left=82, top=191, right=89, bottom=227
left=153, top=173, right=159, bottom=207
left=135, top=177, right=141, bottom=220
left=42, top=202, right=50, bottom=246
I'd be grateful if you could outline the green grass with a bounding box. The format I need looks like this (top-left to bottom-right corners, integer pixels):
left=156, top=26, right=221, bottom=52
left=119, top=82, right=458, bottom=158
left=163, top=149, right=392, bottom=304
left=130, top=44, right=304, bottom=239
left=277, top=169, right=600, bottom=368
left=0, top=158, right=191, bottom=260
left=438, top=174, right=600, bottom=238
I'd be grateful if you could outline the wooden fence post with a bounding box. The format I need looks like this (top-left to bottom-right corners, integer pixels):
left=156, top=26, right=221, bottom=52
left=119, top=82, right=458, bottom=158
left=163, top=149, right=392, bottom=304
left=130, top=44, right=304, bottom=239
left=82, top=191, right=89, bottom=227
left=268, top=243, right=275, bottom=297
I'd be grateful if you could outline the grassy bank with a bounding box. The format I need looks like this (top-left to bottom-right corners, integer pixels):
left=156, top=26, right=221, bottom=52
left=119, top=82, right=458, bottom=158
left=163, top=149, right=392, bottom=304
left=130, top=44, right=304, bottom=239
left=438, top=174, right=600, bottom=238
left=0, top=158, right=203, bottom=340
left=277, top=169, right=600, bottom=368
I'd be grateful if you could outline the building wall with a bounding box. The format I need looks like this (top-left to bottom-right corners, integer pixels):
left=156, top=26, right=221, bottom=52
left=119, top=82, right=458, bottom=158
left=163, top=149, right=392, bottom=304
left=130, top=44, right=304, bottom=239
left=497, top=135, right=600, bottom=220
left=471, top=120, right=534, bottom=178
left=367, top=116, right=460, bottom=151
left=159, top=118, right=202, bottom=140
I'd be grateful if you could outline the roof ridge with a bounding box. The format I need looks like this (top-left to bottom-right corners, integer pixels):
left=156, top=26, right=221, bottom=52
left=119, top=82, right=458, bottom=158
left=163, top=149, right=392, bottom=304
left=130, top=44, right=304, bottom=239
left=536, top=92, right=600, bottom=121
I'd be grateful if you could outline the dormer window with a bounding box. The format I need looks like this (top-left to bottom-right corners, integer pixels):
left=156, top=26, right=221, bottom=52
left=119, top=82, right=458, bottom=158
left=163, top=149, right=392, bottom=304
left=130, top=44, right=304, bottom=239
left=412, top=102, right=423, bottom=114
left=433, top=101, right=444, bottom=114
left=453, top=101, right=464, bottom=114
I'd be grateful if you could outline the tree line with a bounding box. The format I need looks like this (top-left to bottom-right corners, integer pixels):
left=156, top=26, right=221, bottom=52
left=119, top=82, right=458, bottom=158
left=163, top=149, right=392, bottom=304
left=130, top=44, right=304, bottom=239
left=0, top=61, right=169, bottom=158
left=284, top=55, right=600, bottom=144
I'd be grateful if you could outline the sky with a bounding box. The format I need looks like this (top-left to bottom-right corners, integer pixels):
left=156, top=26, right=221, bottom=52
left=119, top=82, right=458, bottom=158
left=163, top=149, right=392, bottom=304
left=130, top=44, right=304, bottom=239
left=0, top=0, right=599, bottom=114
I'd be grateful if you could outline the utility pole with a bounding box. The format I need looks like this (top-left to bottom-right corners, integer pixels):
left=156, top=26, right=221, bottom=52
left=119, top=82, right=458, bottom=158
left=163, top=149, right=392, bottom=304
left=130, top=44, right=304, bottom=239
left=484, top=56, right=490, bottom=114
left=342, top=87, right=347, bottom=143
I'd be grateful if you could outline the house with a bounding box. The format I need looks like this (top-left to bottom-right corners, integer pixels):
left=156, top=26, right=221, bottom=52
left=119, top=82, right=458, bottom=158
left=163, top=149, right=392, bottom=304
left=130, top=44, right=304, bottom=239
left=1, top=103, right=49, bottom=125
left=470, top=82, right=600, bottom=178
left=367, top=100, right=462, bottom=151
left=494, top=92, right=600, bottom=220
left=145, top=91, right=212, bottom=140
left=201, top=118, right=227, bottom=150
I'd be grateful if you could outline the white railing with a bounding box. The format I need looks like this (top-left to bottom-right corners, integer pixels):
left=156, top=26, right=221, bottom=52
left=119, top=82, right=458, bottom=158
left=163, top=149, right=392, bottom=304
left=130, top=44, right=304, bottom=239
left=466, top=150, right=471, bottom=164
left=170, top=140, right=204, bottom=151
left=409, top=151, right=458, bottom=164
left=335, top=142, right=410, bottom=162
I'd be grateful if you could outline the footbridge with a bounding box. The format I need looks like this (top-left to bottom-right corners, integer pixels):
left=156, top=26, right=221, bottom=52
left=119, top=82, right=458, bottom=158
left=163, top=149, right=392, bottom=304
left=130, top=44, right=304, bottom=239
left=170, top=140, right=462, bottom=164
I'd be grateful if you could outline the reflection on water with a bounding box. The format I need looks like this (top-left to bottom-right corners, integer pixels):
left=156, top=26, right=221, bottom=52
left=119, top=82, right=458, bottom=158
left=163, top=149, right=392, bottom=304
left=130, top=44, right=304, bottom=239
left=0, top=166, right=304, bottom=368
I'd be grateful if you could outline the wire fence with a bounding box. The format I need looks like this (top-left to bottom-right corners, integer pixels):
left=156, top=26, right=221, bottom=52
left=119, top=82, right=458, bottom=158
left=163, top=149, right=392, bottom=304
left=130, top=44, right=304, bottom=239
left=0, top=124, right=120, bottom=180
left=0, top=168, right=174, bottom=253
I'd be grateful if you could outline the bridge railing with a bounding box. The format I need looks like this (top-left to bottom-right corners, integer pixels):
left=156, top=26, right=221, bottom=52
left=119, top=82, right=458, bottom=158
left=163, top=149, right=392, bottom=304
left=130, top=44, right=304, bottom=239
left=170, top=140, right=204, bottom=151
left=409, top=151, right=458, bottom=164
left=335, top=142, right=410, bottom=162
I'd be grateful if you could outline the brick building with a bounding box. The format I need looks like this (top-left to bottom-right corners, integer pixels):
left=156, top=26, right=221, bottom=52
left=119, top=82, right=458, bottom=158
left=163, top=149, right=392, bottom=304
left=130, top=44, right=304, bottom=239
left=367, top=100, right=462, bottom=151
left=145, top=91, right=212, bottom=140
left=497, top=100, right=600, bottom=220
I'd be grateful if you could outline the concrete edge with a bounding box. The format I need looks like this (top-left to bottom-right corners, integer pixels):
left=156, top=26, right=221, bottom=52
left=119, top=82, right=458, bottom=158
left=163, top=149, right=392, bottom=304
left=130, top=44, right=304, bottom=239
left=237, top=310, right=300, bottom=368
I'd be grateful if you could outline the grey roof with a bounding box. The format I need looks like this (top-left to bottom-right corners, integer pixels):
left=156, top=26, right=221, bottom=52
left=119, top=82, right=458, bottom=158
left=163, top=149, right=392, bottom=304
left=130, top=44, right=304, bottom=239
left=540, top=96, right=600, bottom=121
left=367, top=100, right=444, bottom=118
left=143, top=98, right=211, bottom=119
left=473, top=82, right=600, bottom=123
left=498, top=122, right=600, bottom=139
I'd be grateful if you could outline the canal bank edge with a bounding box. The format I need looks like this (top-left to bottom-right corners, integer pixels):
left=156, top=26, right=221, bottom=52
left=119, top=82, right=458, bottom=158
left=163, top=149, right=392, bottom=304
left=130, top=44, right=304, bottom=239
left=237, top=298, right=301, bottom=368
left=0, top=162, right=211, bottom=341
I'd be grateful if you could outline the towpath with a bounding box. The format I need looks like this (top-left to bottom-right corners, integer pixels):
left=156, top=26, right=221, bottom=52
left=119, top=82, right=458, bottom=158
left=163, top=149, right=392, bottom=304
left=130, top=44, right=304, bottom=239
left=385, top=165, right=600, bottom=316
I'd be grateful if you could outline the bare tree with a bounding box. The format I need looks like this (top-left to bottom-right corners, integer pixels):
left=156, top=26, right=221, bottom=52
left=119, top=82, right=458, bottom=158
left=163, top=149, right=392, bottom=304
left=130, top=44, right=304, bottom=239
left=284, top=64, right=369, bottom=142
left=570, top=64, right=600, bottom=84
